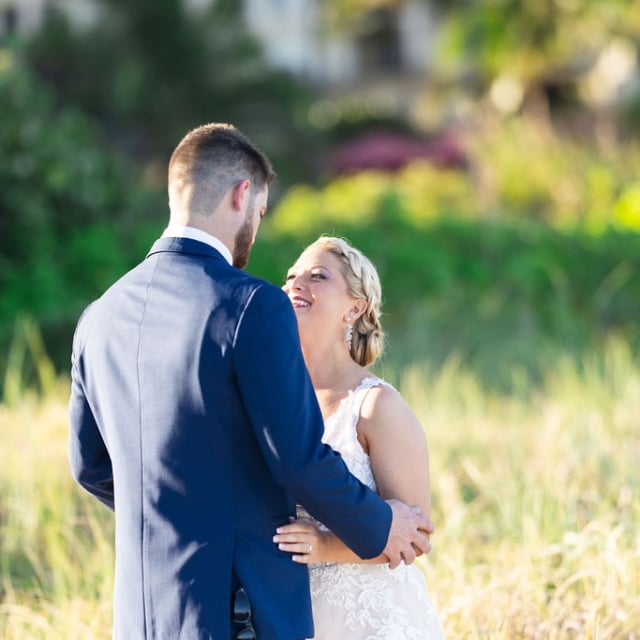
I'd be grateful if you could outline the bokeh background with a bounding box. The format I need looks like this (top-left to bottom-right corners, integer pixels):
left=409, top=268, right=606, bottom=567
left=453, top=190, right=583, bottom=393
left=1, top=1, right=639, bottom=638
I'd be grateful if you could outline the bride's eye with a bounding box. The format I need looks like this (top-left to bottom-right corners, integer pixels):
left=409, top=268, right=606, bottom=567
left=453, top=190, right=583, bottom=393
left=284, top=273, right=295, bottom=283
left=311, top=272, right=327, bottom=280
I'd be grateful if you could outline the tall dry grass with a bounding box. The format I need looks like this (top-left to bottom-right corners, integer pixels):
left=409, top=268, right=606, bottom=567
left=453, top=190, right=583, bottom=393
left=1, top=319, right=114, bottom=639
left=1, top=331, right=638, bottom=638
left=409, top=338, right=640, bottom=638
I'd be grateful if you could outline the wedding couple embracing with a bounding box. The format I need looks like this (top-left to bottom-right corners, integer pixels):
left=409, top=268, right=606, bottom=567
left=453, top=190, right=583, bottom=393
left=69, top=123, right=444, bottom=640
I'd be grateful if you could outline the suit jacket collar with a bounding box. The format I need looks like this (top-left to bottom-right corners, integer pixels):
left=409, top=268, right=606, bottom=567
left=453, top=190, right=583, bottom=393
left=147, top=236, right=231, bottom=264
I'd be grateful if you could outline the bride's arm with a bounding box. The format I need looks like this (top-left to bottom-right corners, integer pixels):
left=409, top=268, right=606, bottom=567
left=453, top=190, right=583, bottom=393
left=274, top=385, right=434, bottom=565
left=361, top=384, right=433, bottom=522
left=274, top=517, right=387, bottom=564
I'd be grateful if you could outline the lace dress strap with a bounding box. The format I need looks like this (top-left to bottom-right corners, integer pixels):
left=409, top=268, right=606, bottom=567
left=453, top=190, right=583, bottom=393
left=298, top=377, right=388, bottom=523
left=320, top=377, right=390, bottom=493
left=345, top=376, right=387, bottom=419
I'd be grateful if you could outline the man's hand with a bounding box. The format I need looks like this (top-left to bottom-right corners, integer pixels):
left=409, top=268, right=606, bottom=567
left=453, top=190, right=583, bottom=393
left=383, top=499, right=435, bottom=569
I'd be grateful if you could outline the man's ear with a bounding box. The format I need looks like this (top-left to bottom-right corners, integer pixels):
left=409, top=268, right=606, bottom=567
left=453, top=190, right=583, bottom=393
left=231, top=179, right=251, bottom=211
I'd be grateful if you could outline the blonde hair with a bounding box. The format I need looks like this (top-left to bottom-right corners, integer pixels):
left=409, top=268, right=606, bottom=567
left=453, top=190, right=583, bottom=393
left=307, top=236, right=385, bottom=367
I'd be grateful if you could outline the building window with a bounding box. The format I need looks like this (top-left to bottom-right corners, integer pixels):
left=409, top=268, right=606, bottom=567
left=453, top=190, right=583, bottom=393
left=2, top=4, right=17, bottom=36
left=356, top=8, right=402, bottom=75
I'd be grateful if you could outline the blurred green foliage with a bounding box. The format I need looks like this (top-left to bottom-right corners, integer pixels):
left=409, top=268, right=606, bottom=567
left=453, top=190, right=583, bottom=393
left=436, top=0, right=640, bottom=76
left=468, top=118, right=640, bottom=229
left=1, top=0, right=317, bottom=376
left=2, top=46, right=639, bottom=387
left=2, top=0, right=640, bottom=390
left=23, top=0, right=316, bottom=186
left=248, top=145, right=640, bottom=386
left=328, top=0, right=640, bottom=111
left=0, top=49, right=161, bottom=341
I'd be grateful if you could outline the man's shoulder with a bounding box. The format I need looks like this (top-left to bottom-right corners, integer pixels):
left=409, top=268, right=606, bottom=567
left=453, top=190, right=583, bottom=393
left=233, top=272, right=291, bottom=314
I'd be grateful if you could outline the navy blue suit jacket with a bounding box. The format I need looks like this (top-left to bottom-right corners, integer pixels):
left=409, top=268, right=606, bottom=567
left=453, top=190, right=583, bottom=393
left=69, top=237, right=392, bottom=640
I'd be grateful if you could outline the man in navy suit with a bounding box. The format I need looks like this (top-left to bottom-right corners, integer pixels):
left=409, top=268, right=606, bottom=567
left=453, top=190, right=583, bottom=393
left=69, top=123, right=433, bottom=640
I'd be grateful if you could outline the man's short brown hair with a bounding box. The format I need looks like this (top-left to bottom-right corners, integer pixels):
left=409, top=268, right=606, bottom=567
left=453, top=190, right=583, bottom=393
left=168, top=123, right=275, bottom=216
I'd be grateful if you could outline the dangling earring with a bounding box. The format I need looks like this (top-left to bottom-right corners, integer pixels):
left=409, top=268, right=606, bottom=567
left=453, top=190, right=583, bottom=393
left=344, top=324, right=353, bottom=350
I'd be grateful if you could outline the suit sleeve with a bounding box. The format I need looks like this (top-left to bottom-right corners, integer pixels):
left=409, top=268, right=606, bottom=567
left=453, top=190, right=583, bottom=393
left=68, top=315, right=115, bottom=510
left=232, top=284, right=391, bottom=559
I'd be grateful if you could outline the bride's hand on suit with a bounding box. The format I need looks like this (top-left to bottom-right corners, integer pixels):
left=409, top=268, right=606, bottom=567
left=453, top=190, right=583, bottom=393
left=274, top=511, right=433, bottom=568
left=274, top=518, right=330, bottom=564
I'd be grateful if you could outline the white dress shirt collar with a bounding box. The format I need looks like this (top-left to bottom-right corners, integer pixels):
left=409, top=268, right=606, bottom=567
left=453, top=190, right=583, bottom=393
left=161, top=225, right=233, bottom=265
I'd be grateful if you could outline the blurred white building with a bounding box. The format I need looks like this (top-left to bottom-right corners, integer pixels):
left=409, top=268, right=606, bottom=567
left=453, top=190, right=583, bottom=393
left=0, top=0, right=102, bottom=31
left=241, top=0, right=435, bottom=86
left=238, top=0, right=437, bottom=124
left=1, top=0, right=436, bottom=86
left=1, top=0, right=438, bottom=130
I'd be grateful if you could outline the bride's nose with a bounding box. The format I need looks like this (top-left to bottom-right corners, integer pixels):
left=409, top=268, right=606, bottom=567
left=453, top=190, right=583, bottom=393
left=283, top=275, right=301, bottom=293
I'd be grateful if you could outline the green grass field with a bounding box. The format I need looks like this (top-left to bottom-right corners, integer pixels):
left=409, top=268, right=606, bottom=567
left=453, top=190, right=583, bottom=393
left=1, top=338, right=638, bottom=639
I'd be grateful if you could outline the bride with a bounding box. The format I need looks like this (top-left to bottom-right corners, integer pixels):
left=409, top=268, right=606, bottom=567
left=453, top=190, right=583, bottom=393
left=273, top=236, right=444, bottom=639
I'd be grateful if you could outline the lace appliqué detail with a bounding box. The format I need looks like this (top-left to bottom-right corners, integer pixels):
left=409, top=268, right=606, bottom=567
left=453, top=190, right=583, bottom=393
left=308, top=561, right=440, bottom=639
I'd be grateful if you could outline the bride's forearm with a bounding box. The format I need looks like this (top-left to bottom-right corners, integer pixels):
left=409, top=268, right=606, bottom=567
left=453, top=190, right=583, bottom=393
left=274, top=519, right=389, bottom=565
left=323, top=531, right=388, bottom=564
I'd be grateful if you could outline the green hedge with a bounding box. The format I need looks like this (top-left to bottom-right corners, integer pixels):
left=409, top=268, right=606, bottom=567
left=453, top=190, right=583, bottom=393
left=247, top=178, right=640, bottom=387
left=0, top=49, right=161, bottom=332
left=2, top=47, right=639, bottom=387
left=250, top=182, right=640, bottom=338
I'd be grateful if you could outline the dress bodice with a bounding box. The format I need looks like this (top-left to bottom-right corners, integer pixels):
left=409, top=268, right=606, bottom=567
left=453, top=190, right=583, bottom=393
left=321, top=376, right=386, bottom=491
left=297, top=377, right=384, bottom=528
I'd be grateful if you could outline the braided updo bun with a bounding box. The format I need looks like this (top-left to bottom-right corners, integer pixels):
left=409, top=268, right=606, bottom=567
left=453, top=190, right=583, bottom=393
left=307, top=236, right=385, bottom=367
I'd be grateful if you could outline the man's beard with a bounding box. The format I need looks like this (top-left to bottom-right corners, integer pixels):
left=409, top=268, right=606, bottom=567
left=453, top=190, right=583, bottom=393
left=232, top=215, right=254, bottom=269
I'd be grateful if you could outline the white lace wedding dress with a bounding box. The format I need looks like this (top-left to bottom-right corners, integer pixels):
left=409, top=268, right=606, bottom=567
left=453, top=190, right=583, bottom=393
left=300, top=377, right=444, bottom=640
